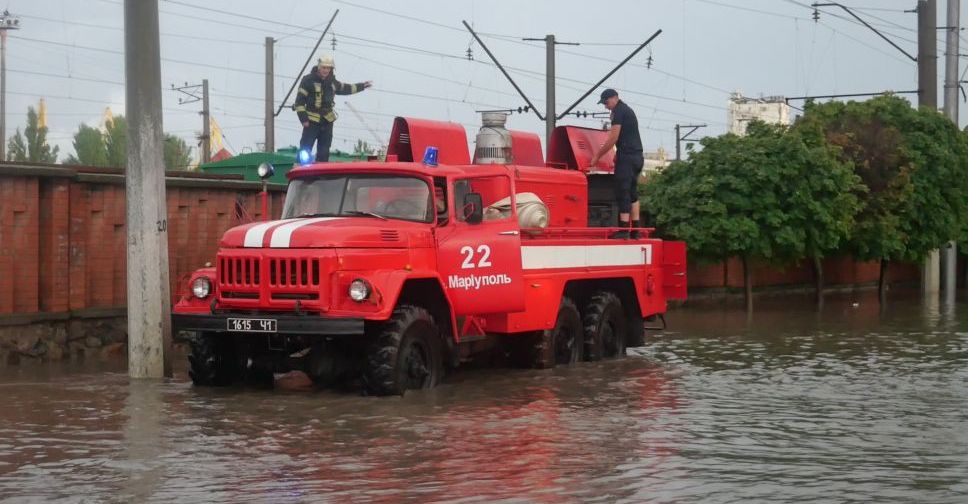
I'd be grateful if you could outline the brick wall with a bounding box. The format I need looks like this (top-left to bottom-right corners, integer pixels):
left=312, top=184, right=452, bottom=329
left=0, top=176, right=40, bottom=314
left=688, top=254, right=924, bottom=294
left=0, top=165, right=283, bottom=318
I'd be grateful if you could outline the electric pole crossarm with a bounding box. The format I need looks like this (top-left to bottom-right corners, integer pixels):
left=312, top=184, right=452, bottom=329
left=556, top=30, right=662, bottom=120
left=680, top=124, right=706, bottom=139
left=813, top=3, right=917, bottom=61
left=675, top=123, right=706, bottom=161
left=462, top=20, right=545, bottom=121
left=275, top=9, right=338, bottom=117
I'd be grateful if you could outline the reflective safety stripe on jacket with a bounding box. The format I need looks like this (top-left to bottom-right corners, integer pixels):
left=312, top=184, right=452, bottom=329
left=293, top=69, right=365, bottom=125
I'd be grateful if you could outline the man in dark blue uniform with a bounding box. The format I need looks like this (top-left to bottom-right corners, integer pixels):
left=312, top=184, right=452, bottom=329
left=590, top=88, right=644, bottom=239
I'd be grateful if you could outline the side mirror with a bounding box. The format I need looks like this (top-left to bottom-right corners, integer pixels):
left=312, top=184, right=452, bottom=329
left=257, top=162, right=275, bottom=180
left=462, top=193, right=484, bottom=224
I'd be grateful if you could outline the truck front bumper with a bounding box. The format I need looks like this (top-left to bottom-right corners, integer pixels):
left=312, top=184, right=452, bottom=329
left=172, top=313, right=365, bottom=336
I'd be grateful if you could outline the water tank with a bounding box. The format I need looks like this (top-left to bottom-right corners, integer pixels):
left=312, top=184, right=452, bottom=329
left=473, top=112, right=513, bottom=164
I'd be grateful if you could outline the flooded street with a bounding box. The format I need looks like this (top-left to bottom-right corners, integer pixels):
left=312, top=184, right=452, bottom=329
left=1, top=290, right=966, bottom=503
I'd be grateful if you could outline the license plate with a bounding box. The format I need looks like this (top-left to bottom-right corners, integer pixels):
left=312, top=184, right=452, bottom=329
left=226, top=318, right=277, bottom=333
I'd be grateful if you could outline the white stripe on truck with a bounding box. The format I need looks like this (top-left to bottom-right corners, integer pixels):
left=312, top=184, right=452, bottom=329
left=268, top=217, right=341, bottom=248
left=243, top=219, right=301, bottom=248
left=520, top=244, right=652, bottom=270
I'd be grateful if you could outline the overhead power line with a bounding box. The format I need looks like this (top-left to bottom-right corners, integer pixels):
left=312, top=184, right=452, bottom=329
left=19, top=12, right=264, bottom=46
left=23, top=2, right=733, bottom=109
left=17, top=3, right=731, bottom=149
left=13, top=29, right=728, bottom=117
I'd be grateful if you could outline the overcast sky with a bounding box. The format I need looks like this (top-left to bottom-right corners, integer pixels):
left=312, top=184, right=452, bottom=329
left=3, top=0, right=962, bottom=163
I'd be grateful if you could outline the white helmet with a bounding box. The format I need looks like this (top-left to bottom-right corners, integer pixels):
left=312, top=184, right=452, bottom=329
left=318, top=54, right=335, bottom=68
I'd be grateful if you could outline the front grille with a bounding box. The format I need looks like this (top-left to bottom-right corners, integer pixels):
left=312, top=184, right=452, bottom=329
left=221, top=291, right=259, bottom=299
left=272, top=293, right=320, bottom=300
left=268, top=258, right=321, bottom=288
left=220, top=256, right=260, bottom=287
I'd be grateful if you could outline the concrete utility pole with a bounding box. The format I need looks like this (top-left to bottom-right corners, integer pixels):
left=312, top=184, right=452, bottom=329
left=521, top=34, right=578, bottom=155
left=0, top=10, right=20, bottom=162
left=172, top=80, right=211, bottom=163
left=918, top=0, right=940, bottom=295
left=942, top=0, right=959, bottom=297
left=265, top=36, right=275, bottom=153
left=545, top=35, right=556, bottom=151
left=468, top=21, right=660, bottom=159
left=201, top=79, right=210, bottom=163
left=124, top=0, right=172, bottom=378
left=918, top=0, right=938, bottom=109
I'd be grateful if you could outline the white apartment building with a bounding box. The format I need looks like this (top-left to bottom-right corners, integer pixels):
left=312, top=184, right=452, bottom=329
left=727, top=92, right=791, bottom=135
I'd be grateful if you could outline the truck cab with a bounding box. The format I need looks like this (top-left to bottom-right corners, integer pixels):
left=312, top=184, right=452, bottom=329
left=172, top=116, right=686, bottom=395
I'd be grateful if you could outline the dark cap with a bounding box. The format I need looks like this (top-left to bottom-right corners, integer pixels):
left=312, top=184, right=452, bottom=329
left=598, top=88, right=618, bottom=104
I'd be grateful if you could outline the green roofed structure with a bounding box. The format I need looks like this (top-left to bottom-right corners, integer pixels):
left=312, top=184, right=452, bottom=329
left=198, top=147, right=370, bottom=184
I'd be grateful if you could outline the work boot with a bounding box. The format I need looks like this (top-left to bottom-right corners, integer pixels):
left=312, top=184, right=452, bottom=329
left=630, top=220, right=641, bottom=239
left=610, top=230, right=630, bottom=240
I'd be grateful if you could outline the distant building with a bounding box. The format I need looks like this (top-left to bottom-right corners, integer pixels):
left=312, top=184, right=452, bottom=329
left=643, top=147, right=670, bottom=173
left=727, top=92, right=791, bottom=136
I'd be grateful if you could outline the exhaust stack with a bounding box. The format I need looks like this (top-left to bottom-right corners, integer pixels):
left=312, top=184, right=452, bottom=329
left=473, top=112, right=513, bottom=164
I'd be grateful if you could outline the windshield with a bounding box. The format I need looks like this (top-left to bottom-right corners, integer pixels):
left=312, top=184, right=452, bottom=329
left=281, top=175, right=433, bottom=223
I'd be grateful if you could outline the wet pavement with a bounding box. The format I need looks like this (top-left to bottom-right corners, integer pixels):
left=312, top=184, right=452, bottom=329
left=0, top=289, right=966, bottom=503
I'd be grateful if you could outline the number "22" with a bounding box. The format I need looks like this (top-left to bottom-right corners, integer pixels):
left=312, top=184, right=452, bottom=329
left=460, top=245, right=492, bottom=269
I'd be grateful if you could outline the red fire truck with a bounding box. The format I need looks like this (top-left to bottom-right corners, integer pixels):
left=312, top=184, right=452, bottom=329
left=172, top=114, right=686, bottom=395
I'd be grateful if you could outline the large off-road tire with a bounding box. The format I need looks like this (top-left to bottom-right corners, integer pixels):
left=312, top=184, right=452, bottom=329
left=583, top=291, right=627, bottom=361
left=362, top=305, right=444, bottom=396
left=531, top=297, right=584, bottom=369
left=627, top=313, right=646, bottom=348
left=188, top=332, right=239, bottom=386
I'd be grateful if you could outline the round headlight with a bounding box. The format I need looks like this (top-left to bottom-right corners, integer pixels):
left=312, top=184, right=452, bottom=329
left=191, top=277, right=211, bottom=299
left=257, top=162, right=275, bottom=179
left=348, top=279, right=370, bottom=302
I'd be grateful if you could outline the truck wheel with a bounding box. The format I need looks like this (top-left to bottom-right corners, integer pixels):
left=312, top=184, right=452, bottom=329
left=363, top=305, right=444, bottom=396
left=188, top=332, right=238, bottom=386
left=627, top=313, right=646, bottom=347
left=532, top=297, right=583, bottom=368
left=583, top=291, right=627, bottom=361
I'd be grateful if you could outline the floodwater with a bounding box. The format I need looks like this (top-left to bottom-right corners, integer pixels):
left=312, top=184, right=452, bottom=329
left=0, top=290, right=966, bottom=503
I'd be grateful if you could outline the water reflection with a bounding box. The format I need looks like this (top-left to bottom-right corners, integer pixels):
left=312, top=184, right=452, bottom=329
left=0, top=289, right=964, bottom=503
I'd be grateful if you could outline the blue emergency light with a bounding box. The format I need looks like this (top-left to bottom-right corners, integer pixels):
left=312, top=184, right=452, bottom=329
left=298, top=149, right=313, bottom=165
left=422, top=146, right=438, bottom=166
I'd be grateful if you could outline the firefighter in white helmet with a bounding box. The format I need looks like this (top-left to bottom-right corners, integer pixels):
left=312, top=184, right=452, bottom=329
left=294, top=54, right=372, bottom=162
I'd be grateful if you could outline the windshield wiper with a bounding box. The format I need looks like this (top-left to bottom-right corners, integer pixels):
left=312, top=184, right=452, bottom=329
left=344, top=210, right=388, bottom=221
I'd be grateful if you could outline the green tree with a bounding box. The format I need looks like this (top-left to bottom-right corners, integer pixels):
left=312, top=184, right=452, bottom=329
left=164, top=134, right=193, bottom=170
left=805, top=95, right=968, bottom=300
left=353, top=139, right=375, bottom=156
left=104, top=115, right=127, bottom=168
left=643, top=121, right=861, bottom=310
left=787, top=117, right=865, bottom=302
left=6, top=106, right=59, bottom=163
left=66, top=116, right=192, bottom=171
left=6, top=129, right=27, bottom=162
left=64, top=123, right=109, bottom=166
